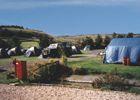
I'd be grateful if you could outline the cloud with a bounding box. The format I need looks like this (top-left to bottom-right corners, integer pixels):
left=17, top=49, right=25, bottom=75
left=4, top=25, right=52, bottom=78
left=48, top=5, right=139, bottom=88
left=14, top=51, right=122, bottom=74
left=0, top=0, right=139, bottom=10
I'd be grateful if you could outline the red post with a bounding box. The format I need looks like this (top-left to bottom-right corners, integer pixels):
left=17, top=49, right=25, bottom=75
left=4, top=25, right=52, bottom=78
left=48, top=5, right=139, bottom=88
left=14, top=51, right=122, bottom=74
left=127, top=58, right=131, bottom=66
left=123, top=57, right=127, bottom=65
left=14, top=60, right=27, bottom=80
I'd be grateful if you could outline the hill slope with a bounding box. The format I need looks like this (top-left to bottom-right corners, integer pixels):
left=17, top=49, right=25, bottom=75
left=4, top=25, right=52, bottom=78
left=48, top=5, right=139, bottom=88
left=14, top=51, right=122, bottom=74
left=0, top=25, right=54, bottom=48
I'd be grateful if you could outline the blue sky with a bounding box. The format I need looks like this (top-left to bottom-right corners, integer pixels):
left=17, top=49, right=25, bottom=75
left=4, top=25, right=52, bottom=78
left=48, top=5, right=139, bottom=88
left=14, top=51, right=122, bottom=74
left=0, top=0, right=140, bottom=36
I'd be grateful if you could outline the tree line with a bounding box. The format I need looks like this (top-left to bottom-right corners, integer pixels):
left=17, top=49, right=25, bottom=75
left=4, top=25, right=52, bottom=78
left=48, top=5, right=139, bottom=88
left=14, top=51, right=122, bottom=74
left=76, top=32, right=134, bottom=49
left=0, top=25, right=24, bottom=29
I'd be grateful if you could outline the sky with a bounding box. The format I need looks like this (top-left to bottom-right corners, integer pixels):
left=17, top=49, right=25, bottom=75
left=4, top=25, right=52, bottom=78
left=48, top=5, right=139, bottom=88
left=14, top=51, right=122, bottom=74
left=0, top=0, right=140, bottom=36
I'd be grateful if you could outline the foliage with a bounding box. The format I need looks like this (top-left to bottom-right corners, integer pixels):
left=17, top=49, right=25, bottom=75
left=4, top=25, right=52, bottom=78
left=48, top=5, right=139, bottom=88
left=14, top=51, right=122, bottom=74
left=92, top=74, right=130, bottom=91
left=0, top=72, right=18, bottom=84
left=92, top=68, right=131, bottom=91
left=103, top=35, right=111, bottom=46
left=72, top=67, right=88, bottom=75
left=84, top=37, right=94, bottom=46
left=117, top=34, right=125, bottom=38
left=29, top=62, right=72, bottom=83
left=126, top=32, right=134, bottom=38
left=129, top=88, right=140, bottom=94
left=0, top=39, right=10, bottom=48
left=7, top=36, right=21, bottom=48
left=39, top=34, right=54, bottom=48
left=80, top=37, right=94, bottom=49
left=112, top=32, right=117, bottom=38
left=0, top=25, right=24, bottom=29
left=95, top=34, right=103, bottom=47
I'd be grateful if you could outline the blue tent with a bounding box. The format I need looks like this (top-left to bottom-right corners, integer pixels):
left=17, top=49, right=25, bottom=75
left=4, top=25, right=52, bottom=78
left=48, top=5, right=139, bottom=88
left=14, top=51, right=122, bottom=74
left=104, top=38, right=140, bottom=65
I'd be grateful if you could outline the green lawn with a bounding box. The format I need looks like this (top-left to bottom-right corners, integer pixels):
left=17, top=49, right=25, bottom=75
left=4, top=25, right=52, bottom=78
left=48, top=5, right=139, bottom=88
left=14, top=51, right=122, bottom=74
left=21, top=41, right=39, bottom=49
left=68, top=57, right=140, bottom=80
left=0, top=56, right=38, bottom=67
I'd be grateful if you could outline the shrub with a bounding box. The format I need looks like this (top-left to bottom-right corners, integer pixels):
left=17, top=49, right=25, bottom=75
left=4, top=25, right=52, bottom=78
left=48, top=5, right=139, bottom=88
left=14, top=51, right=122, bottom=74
left=95, top=34, right=103, bottom=48
left=7, top=36, right=21, bottom=48
left=0, top=39, right=10, bottom=48
left=90, top=68, right=106, bottom=74
left=103, top=35, right=111, bottom=47
left=72, top=67, right=88, bottom=75
left=120, top=73, right=135, bottom=79
left=29, top=62, right=72, bottom=83
left=39, top=34, right=54, bottom=48
left=129, top=88, right=140, bottom=94
left=92, top=74, right=130, bottom=91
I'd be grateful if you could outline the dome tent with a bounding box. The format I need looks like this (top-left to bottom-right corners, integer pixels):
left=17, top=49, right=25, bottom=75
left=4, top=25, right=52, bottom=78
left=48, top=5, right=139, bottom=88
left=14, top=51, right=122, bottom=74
left=71, top=45, right=81, bottom=54
left=7, top=47, right=22, bottom=56
left=25, top=47, right=41, bottom=57
left=83, top=45, right=91, bottom=51
left=0, top=48, right=9, bottom=58
left=40, top=42, right=73, bottom=58
left=104, top=38, right=140, bottom=65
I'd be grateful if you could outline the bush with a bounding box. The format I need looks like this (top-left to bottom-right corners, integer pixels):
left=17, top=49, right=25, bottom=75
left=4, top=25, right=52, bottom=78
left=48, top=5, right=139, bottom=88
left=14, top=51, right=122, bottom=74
left=90, top=68, right=106, bottom=74
left=92, top=74, right=130, bottom=91
left=72, top=67, right=88, bottom=75
left=120, top=73, right=135, bottom=79
left=103, top=35, right=111, bottom=47
left=39, top=34, right=55, bottom=48
left=0, top=39, right=10, bottom=48
left=95, top=34, right=103, bottom=48
left=7, top=36, right=21, bottom=48
left=29, top=62, right=72, bottom=83
left=129, top=88, right=140, bottom=94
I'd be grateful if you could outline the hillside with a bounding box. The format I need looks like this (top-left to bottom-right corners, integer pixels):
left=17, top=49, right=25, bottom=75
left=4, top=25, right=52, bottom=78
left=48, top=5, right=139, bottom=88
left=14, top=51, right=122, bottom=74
left=0, top=25, right=54, bottom=48
left=0, top=25, right=52, bottom=39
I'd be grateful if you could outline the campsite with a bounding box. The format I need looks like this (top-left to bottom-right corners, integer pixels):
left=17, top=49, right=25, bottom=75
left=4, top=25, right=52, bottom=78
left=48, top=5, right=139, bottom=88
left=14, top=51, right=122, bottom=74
left=0, top=25, right=140, bottom=100
left=1, top=0, right=140, bottom=98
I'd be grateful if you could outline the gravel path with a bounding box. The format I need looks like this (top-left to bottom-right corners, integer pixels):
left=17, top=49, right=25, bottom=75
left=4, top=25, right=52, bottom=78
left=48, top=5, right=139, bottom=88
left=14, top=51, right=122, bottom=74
left=0, top=84, right=139, bottom=100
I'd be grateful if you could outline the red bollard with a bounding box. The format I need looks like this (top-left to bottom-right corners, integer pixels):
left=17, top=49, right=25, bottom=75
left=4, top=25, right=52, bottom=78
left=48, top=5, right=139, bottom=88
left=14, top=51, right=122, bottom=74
left=123, top=57, right=127, bottom=65
left=14, top=60, right=27, bottom=80
left=127, top=58, right=131, bottom=66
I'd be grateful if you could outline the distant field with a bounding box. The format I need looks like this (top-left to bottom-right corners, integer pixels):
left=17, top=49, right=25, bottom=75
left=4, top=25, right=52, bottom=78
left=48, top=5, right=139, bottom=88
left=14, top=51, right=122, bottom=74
left=21, top=41, right=39, bottom=49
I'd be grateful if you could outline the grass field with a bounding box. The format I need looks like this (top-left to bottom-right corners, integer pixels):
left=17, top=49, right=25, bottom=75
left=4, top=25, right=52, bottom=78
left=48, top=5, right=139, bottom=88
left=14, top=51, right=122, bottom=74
left=68, top=57, right=140, bottom=80
left=21, top=41, right=39, bottom=49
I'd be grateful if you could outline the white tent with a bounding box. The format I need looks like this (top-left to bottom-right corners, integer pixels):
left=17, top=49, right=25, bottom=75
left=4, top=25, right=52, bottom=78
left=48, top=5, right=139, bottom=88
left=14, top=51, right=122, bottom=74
left=83, top=45, right=91, bottom=51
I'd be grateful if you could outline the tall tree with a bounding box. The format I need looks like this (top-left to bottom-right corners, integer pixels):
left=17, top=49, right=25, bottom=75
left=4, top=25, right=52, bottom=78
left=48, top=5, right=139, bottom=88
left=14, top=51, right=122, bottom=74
left=112, top=32, right=117, bottom=38
left=39, top=34, right=54, bottom=48
left=95, top=34, right=103, bottom=47
left=83, top=37, right=94, bottom=46
left=80, top=37, right=94, bottom=49
left=126, top=32, right=134, bottom=38
left=117, top=34, right=125, bottom=38
left=104, top=35, right=111, bottom=46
